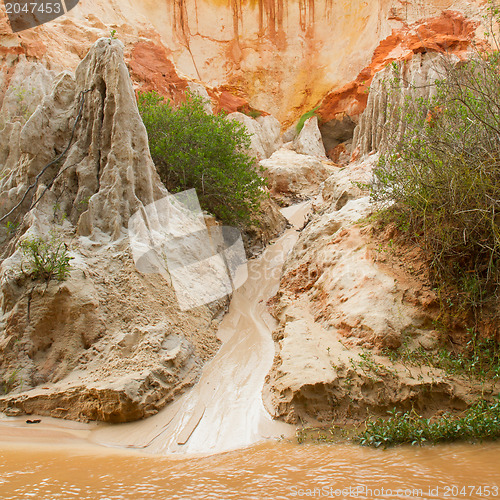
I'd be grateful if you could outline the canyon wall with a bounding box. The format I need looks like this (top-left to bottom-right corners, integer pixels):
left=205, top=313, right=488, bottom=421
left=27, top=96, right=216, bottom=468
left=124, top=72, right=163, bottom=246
left=0, top=0, right=495, bottom=425
left=128, top=0, right=488, bottom=124
left=0, top=0, right=488, bottom=126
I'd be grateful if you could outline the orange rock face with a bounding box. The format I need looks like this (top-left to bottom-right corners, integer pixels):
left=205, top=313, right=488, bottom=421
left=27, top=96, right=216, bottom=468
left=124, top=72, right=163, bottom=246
left=126, top=0, right=486, bottom=124
left=318, top=10, right=478, bottom=124
left=0, top=3, right=260, bottom=116
left=211, top=88, right=249, bottom=114
left=0, top=0, right=488, bottom=123
left=127, top=41, right=261, bottom=114
left=127, top=40, right=188, bottom=104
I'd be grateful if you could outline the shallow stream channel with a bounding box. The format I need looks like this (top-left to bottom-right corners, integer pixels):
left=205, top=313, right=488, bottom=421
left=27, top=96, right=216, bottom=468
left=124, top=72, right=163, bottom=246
left=0, top=203, right=499, bottom=499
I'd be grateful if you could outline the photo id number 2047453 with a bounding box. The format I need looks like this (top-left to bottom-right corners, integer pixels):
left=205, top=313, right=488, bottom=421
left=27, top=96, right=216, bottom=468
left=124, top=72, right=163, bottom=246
left=4, top=2, right=62, bottom=14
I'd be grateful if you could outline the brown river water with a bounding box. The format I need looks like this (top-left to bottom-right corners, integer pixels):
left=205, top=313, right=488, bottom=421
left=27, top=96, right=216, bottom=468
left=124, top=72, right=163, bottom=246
left=0, top=439, right=499, bottom=499
left=0, top=203, right=499, bottom=499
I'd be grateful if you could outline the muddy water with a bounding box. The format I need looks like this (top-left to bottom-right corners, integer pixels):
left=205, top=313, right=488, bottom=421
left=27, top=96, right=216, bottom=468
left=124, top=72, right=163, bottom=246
left=0, top=440, right=499, bottom=499
left=1, top=201, right=500, bottom=498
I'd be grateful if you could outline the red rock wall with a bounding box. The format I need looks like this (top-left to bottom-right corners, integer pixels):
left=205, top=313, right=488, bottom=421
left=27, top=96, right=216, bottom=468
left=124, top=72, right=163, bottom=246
left=131, top=0, right=486, bottom=125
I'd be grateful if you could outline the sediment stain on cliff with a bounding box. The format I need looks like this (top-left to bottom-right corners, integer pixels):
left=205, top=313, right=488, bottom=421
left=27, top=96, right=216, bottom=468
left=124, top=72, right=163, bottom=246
left=256, top=0, right=286, bottom=38
left=169, top=0, right=327, bottom=43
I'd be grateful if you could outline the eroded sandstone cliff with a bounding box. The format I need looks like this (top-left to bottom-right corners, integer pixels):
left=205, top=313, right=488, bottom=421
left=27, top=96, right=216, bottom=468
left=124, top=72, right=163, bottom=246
left=0, top=38, right=226, bottom=422
left=264, top=154, right=500, bottom=426
left=262, top=30, right=500, bottom=426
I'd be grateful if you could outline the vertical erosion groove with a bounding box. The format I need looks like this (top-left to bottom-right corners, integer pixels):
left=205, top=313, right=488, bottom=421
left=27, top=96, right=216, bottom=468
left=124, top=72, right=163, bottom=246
left=257, top=0, right=287, bottom=39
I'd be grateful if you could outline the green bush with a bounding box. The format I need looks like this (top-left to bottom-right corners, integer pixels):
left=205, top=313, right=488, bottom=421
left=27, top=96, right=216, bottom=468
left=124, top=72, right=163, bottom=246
left=19, top=233, right=72, bottom=281
left=357, top=397, right=500, bottom=447
left=137, top=90, right=267, bottom=226
left=372, top=50, right=500, bottom=314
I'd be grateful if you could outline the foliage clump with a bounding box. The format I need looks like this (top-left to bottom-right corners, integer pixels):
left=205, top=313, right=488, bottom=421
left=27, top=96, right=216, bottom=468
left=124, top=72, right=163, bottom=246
left=357, top=397, right=500, bottom=448
left=372, top=47, right=500, bottom=316
left=138, top=90, right=266, bottom=226
left=19, top=233, right=72, bottom=282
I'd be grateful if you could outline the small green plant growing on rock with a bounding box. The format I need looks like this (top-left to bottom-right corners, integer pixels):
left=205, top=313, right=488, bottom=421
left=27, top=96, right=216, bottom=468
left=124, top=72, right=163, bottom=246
left=1, top=369, right=20, bottom=394
left=4, top=220, right=19, bottom=236
left=296, top=105, right=320, bottom=134
left=10, top=85, right=34, bottom=122
left=244, top=109, right=262, bottom=119
left=52, top=202, right=68, bottom=224
left=19, top=233, right=72, bottom=282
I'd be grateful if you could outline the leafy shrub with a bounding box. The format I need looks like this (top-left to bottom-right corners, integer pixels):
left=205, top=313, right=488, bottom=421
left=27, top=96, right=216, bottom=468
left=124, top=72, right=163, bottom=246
left=357, top=397, right=500, bottom=447
left=19, top=233, right=72, bottom=281
left=138, top=90, right=267, bottom=226
left=372, top=49, right=500, bottom=314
